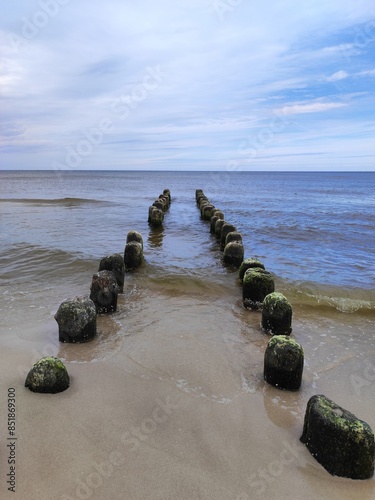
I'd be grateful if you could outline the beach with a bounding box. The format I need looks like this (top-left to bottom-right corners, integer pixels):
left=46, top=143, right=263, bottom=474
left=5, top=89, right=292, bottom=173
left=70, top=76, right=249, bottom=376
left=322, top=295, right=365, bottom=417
left=0, top=170, right=374, bottom=499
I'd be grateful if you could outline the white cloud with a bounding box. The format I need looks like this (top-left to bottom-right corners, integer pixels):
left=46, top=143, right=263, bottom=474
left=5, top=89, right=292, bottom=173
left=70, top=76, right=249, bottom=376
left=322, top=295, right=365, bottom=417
left=326, top=70, right=349, bottom=81
left=279, top=101, right=348, bottom=115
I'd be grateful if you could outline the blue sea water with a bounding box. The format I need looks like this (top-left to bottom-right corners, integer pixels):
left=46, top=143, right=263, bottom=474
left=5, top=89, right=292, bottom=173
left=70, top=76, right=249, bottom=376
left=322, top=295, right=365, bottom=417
left=1, top=170, right=374, bottom=309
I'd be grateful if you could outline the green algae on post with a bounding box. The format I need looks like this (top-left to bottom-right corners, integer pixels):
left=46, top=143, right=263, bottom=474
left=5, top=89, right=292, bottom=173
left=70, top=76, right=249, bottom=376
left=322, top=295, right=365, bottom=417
left=300, top=395, right=374, bottom=479
left=242, top=267, right=275, bottom=310
left=25, top=357, right=70, bottom=394
left=238, top=258, right=265, bottom=283
left=223, top=241, right=244, bottom=268
left=261, top=292, right=292, bottom=335
left=264, top=335, right=303, bottom=390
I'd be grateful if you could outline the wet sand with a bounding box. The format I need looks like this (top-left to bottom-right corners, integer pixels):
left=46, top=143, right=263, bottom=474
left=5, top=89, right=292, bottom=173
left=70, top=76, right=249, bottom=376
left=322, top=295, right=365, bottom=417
left=1, top=275, right=374, bottom=500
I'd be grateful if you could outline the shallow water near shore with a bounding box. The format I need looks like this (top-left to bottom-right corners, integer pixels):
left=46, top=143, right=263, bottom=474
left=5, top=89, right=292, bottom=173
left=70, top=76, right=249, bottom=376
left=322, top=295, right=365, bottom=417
left=0, top=170, right=374, bottom=499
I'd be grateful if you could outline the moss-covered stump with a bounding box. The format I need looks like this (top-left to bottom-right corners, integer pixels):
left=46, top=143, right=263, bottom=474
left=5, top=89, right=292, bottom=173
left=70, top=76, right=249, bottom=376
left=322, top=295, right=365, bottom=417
left=126, top=230, right=143, bottom=249
left=124, top=241, right=143, bottom=271
left=99, top=253, right=125, bottom=293
left=239, top=258, right=265, bottom=283
left=25, top=357, right=70, bottom=394
left=225, top=231, right=242, bottom=246
left=223, top=242, right=244, bottom=267
left=197, top=195, right=208, bottom=207
left=211, top=210, right=224, bottom=228
left=243, top=267, right=275, bottom=309
left=55, top=296, right=96, bottom=343
left=90, top=270, right=119, bottom=313
left=300, top=395, right=374, bottom=479
left=148, top=206, right=164, bottom=227
left=201, top=204, right=215, bottom=221
left=264, top=336, right=303, bottom=390
left=153, top=199, right=164, bottom=211
left=261, top=292, right=292, bottom=335
left=163, top=188, right=171, bottom=204
left=210, top=215, right=220, bottom=234
left=214, top=219, right=226, bottom=238
left=195, top=189, right=204, bottom=201
left=220, top=223, right=237, bottom=250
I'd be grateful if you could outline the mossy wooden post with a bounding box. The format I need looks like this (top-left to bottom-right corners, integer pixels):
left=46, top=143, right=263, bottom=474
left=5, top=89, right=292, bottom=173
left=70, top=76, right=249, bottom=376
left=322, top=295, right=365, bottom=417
left=243, top=267, right=275, bottom=309
left=99, top=253, right=125, bottom=293
left=261, top=292, right=292, bottom=335
left=148, top=206, right=164, bottom=227
left=25, top=357, right=70, bottom=393
left=220, top=223, right=237, bottom=250
left=210, top=210, right=224, bottom=233
left=124, top=241, right=143, bottom=271
left=126, top=230, right=143, bottom=249
left=300, top=395, right=374, bottom=479
left=55, top=296, right=97, bottom=343
left=264, top=335, right=303, bottom=390
left=225, top=231, right=242, bottom=246
left=223, top=242, right=244, bottom=267
left=239, top=258, right=265, bottom=283
left=214, top=219, right=226, bottom=239
left=90, top=270, right=119, bottom=313
left=201, top=204, right=215, bottom=221
left=153, top=199, right=164, bottom=211
left=163, top=188, right=171, bottom=204
left=195, top=189, right=204, bottom=201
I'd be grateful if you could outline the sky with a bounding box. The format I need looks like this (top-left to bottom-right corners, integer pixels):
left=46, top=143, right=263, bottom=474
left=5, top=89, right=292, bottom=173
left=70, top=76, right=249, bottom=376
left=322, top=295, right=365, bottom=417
left=1, top=0, right=375, bottom=171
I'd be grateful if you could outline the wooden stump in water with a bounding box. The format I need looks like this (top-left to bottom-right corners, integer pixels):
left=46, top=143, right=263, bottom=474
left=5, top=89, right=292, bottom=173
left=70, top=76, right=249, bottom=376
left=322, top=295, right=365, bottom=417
left=55, top=296, right=97, bottom=343
left=90, top=270, right=119, bottom=313
left=300, top=395, right=374, bottom=479
left=261, top=292, right=292, bottom=335
left=264, top=335, right=303, bottom=390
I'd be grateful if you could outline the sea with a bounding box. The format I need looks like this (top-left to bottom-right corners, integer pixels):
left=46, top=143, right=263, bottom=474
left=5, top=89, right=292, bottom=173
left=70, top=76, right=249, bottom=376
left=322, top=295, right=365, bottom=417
left=0, top=169, right=374, bottom=497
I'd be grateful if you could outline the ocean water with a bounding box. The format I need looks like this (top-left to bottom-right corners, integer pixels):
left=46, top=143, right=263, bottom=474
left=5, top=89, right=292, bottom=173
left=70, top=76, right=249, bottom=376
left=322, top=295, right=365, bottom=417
left=1, top=170, right=374, bottom=498
left=1, top=168, right=374, bottom=355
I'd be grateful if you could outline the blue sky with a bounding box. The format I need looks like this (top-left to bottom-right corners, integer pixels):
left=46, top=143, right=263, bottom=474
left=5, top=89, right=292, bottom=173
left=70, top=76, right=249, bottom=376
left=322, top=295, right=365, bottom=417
left=1, top=0, right=375, bottom=171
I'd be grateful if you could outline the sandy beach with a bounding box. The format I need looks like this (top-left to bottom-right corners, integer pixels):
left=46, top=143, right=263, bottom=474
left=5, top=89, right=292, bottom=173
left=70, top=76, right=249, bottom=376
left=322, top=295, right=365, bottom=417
left=1, top=270, right=374, bottom=500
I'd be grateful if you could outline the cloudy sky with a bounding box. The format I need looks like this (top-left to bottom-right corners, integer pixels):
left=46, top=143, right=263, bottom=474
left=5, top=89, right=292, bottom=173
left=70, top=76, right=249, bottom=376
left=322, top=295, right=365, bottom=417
left=1, top=0, right=375, bottom=170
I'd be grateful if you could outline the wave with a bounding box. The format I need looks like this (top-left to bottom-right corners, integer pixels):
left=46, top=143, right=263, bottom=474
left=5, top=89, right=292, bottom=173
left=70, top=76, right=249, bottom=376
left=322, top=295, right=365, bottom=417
left=0, top=197, right=115, bottom=206
left=278, top=278, right=375, bottom=314
left=0, top=243, right=96, bottom=284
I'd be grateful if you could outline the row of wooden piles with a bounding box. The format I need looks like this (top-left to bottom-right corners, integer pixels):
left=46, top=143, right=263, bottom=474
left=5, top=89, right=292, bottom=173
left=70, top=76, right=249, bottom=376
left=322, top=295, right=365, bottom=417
left=195, top=189, right=374, bottom=480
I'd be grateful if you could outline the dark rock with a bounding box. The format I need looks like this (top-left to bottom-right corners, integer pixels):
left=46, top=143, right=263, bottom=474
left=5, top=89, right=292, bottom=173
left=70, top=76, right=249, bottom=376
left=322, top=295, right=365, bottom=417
left=261, top=292, right=292, bottom=335
left=243, top=267, right=275, bottom=309
left=99, top=253, right=125, bottom=293
left=300, top=395, right=374, bottom=479
left=90, top=270, right=119, bottom=313
left=223, top=242, right=244, bottom=267
left=25, top=357, right=70, bottom=393
left=55, top=296, right=96, bottom=343
left=264, top=335, right=303, bottom=390
left=239, top=258, right=265, bottom=283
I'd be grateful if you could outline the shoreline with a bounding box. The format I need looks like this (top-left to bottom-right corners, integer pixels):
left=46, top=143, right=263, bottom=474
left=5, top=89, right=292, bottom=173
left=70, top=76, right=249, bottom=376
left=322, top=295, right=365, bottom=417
left=1, top=284, right=374, bottom=499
